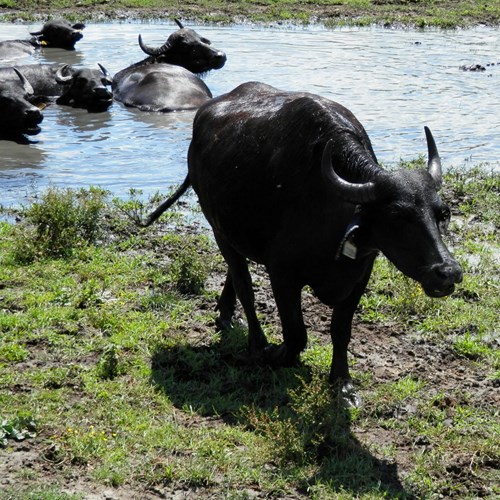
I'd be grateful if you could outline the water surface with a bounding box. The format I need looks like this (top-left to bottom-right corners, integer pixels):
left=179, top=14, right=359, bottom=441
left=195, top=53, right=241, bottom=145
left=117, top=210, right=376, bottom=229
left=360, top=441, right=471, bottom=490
left=1, top=22, right=498, bottom=207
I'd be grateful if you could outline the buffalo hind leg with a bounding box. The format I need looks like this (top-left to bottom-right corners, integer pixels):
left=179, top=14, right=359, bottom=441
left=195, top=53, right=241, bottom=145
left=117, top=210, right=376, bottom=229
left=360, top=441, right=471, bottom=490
left=215, top=272, right=237, bottom=330
left=214, top=234, right=268, bottom=355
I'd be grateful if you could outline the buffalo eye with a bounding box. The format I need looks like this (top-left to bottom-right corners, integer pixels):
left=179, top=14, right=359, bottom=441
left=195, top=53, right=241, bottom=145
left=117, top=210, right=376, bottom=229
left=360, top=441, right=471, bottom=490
left=437, top=205, right=451, bottom=232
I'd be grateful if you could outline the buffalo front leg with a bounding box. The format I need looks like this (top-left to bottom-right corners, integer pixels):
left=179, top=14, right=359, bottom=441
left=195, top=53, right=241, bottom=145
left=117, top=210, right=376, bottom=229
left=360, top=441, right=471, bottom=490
left=264, top=271, right=307, bottom=367
left=214, top=234, right=268, bottom=355
left=329, top=271, right=372, bottom=407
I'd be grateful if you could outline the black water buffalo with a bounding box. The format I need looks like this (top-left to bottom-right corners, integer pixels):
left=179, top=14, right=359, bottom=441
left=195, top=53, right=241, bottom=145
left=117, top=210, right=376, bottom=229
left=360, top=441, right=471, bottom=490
left=0, top=64, right=113, bottom=112
left=112, top=20, right=226, bottom=112
left=0, top=68, right=43, bottom=142
left=0, top=39, right=41, bottom=62
left=53, top=64, right=113, bottom=112
left=0, top=20, right=85, bottom=62
left=29, top=19, right=85, bottom=50
left=144, top=82, right=463, bottom=405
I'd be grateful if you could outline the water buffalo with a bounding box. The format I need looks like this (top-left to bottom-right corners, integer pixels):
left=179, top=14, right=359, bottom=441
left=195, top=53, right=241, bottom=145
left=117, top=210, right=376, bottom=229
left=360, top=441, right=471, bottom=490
left=0, top=64, right=113, bottom=112
left=29, top=19, right=85, bottom=50
left=0, top=68, right=43, bottom=142
left=0, top=20, right=85, bottom=62
left=144, top=82, right=463, bottom=405
left=54, top=64, right=113, bottom=112
left=112, top=20, right=226, bottom=112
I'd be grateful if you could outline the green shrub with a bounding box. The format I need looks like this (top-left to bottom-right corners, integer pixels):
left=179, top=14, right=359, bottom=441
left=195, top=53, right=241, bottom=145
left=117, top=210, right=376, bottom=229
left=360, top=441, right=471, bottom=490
left=11, top=187, right=108, bottom=262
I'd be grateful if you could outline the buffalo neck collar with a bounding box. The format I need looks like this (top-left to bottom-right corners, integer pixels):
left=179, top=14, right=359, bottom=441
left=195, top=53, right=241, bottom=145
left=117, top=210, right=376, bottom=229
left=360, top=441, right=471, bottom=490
left=335, top=205, right=363, bottom=261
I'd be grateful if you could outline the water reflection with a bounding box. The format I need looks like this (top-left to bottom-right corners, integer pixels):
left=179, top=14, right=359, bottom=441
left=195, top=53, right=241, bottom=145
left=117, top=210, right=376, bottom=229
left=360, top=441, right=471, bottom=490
left=0, top=22, right=498, bottom=207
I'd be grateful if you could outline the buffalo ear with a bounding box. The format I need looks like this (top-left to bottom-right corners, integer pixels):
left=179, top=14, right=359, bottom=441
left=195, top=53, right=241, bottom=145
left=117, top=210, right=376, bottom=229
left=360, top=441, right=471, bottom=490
left=72, top=23, right=86, bottom=30
left=29, top=30, right=42, bottom=36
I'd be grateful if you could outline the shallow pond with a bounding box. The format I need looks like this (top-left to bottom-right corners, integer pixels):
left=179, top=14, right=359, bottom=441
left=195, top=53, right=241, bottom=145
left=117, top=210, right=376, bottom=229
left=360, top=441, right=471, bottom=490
left=0, top=21, right=498, bottom=207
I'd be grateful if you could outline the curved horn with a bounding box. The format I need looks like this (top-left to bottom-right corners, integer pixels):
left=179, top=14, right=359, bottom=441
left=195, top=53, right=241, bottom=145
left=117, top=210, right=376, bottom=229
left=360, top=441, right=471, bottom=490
left=138, top=34, right=170, bottom=57
left=13, top=67, right=34, bottom=95
left=175, top=19, right=184, bottom=29
left=29, top=30, right=42, bottom=36
left=321, top=139, right=379, bottom=204
left=97, top=63, right=113, bottom=85
left=55, top=64, right=73, bottom=84
left=424, top=126, right=442, bottom=190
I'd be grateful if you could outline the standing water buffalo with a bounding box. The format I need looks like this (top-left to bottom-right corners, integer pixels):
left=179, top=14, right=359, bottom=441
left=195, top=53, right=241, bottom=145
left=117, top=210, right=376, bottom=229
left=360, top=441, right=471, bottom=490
left=0, top=64, right=113, bottom=112
left=0, top=68, right=43, bottom=142
left=0, top=20, right=85, bottom=62
left=112, top=20, right=226, bottom=112
left=144, top=82, right=463, bottom=405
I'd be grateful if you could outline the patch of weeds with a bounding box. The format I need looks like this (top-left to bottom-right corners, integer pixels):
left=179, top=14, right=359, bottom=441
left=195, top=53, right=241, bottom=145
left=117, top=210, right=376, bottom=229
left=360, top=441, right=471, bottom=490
left=0, top=341, right=29, bottom=362
left=453, top=332, right=492, bottom=360
left=96, top=345, right=124, bottom=380
left=364, top=376, right=426, bottom=420
left=163, top=232, right=212, bottom=295
left=10, top=186, right=109, bottom=262
left=0, top=415, right=37, bottom=447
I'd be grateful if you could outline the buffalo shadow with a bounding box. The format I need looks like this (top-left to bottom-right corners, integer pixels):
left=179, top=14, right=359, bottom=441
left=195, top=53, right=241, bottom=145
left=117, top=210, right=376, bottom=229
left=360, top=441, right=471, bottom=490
left=150, top=324, right=413, bottom=498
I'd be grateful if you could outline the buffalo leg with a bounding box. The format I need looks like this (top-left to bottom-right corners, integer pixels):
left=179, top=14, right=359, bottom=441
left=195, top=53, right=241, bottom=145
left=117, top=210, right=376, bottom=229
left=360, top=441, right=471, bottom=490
left=330, top=271, right=372, bottom=407
left=214, top=234, right=268, bottom=354
left=215, top=271, right=236, bottom=330
left=265, top=272, right=306, bottom=367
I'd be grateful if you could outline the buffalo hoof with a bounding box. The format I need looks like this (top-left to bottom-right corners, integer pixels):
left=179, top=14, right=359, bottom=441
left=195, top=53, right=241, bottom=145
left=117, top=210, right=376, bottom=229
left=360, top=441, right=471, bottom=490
left=263, top=343, right=300, bottom=368
left=336, top=380, right=362, bottom=408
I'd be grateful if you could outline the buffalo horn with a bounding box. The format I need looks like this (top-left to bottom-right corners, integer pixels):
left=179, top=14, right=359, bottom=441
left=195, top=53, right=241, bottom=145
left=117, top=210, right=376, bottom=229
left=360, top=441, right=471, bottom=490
left=321, top=139, right=379, bottom=204
left=424, top=126, right=443, bottom=190
left=55, top=64, right=73, bottom=84
left=138, top=34, right=170, bottom=56
left=175, top=19, right=184, bottom=29
left=29, top=30, right=42, bottom=36
left=13, top=67, right=34, bottom=95
left=97, top=63, right=113, bottom=85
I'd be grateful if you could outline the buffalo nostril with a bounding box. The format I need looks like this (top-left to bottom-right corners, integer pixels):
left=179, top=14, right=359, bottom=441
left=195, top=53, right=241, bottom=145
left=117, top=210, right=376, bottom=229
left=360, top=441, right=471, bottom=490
left=433, top=262, right=463, bottom=283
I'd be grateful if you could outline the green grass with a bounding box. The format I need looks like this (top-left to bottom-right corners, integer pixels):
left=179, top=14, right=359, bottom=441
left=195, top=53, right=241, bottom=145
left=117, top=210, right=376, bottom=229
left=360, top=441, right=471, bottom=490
left=0, top=165, right=499, bottom=498
left=2, top=0, right=499, bottom=28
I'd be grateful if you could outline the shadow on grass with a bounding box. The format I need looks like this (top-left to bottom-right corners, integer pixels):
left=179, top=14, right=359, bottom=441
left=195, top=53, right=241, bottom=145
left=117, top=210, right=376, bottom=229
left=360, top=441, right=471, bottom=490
left=150, top=325, right=413, bottom=498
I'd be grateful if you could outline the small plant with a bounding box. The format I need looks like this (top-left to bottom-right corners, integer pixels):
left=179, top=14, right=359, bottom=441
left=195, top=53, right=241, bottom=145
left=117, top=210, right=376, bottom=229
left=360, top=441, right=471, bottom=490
left=0, top=416, right=37, bottom=447
left=11, top=186, right=109, bottom=262
left=166, top=234, right=210, bottom=295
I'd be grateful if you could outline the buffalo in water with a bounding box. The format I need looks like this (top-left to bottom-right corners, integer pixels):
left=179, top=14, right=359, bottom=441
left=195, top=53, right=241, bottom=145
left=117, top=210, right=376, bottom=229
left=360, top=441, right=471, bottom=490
left=143, top=82, right=463, bottom=406
left=112, top=20, right=226, bottom=112
left=0, top=19, right=85, bottom=62
left=0, top=64, right=113, bottom=112
left=0, top=68, right=44, bottom=142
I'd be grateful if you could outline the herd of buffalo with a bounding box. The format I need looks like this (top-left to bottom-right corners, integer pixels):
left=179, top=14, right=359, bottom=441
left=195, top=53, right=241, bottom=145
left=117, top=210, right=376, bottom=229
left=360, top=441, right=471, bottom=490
left=1, top=18, right=463, bottom=404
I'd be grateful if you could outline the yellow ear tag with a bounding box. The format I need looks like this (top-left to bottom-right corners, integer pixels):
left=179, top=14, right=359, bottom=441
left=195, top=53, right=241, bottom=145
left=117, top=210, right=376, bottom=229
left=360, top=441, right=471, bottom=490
left=41, top=41, right=48, bottom=46
left=36, top=103, right=47, bottom=111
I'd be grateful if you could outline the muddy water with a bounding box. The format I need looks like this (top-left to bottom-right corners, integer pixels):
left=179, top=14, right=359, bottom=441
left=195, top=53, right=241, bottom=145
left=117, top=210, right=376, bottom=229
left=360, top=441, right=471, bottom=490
left=0, top=22, right=498, bottom=207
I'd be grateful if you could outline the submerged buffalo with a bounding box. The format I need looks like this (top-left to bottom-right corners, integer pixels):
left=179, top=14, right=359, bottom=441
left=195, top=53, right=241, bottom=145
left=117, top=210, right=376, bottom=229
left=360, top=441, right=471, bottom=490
left=112, top=20, right=226, bottom=112
left=53, top=64, right=113, bottom=112
left=0, top=68, right=43, bottom=142
left=0, top=20, right=85, bottom=62
left=144, top=82, right=463, bottom=405
left=0, top=63, right=113, bottom=112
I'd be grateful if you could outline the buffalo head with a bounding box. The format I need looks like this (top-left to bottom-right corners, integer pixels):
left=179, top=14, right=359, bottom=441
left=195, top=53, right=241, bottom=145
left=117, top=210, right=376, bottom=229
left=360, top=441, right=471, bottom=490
left=322, top=127, right=463, bottom=298
left=55, top=64, right=113, bottom=112
left=137, top=19, right=226, bottom=74
left=30, top=19, right=85, bottom=50
left=0, top=68, right=43, bottom=140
